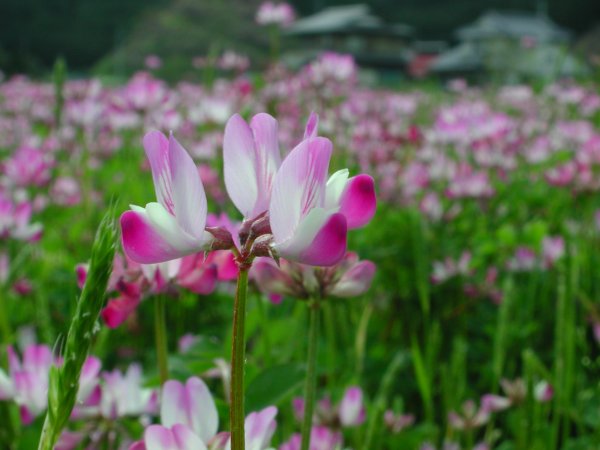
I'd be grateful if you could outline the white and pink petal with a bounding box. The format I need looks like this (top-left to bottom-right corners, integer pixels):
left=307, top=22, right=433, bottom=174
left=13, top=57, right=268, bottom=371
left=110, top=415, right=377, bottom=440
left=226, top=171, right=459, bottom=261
left=161, top=377, right=218, bottom=443
left=223, top=114, right=259, bottom=217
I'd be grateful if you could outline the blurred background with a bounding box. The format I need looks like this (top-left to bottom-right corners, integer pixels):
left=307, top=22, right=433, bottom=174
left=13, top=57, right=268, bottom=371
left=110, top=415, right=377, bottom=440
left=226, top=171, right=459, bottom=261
left=1, top=1, right=600, bottom=449
left=1, top=0, right=599, bottom=83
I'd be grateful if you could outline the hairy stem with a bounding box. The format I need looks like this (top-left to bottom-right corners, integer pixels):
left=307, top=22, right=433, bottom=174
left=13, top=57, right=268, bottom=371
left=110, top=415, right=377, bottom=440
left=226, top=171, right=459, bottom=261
left=301, top=297, right=320, bottom=450
left=154, top=294, right=169, bottom=385
left=230, top=268, right=249, bottom=450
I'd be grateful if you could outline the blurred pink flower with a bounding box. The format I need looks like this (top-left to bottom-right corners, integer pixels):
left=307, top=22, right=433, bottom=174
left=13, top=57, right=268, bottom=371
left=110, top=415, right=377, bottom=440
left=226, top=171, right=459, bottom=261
left=256, top=1, right=295, bottom=27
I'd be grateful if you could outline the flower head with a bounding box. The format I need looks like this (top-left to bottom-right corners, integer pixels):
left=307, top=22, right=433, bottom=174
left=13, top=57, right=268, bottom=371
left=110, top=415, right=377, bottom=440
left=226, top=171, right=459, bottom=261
left=120, top=131, right=214, bottom=264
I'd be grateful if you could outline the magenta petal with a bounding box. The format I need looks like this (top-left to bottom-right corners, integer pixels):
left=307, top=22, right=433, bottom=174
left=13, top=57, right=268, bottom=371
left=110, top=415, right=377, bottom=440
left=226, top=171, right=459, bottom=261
left=75, top=264, right=88, bottom=289
left=23, top=344, right=53, bottom=372
left=298, top=213, right=347, bottom=266
left=20, top=406, right=34, bottom=425
left=338, top=174, right=376, bottom=229
left=120, top=211, right=183, bottom=264
left=251, top=258, right=295, bottom=297
left=129, top=441, right=147, bottom=450
left=101, top=295, right=140, bottom=328
left=330, top=260, right=376, bottom=298
left=303, top=112, right=319, bottom=139
left=212, top=251, right=238, bottom=281
left=178, top=264, right=218, bottom=295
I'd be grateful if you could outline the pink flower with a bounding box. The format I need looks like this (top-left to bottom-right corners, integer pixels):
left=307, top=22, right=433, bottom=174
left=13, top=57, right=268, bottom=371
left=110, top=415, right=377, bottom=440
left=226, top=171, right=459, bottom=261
left=534, top=381, right=553, bottom=402
left=223, top=113, right=282, bottom=220
left=252, top=252, right=375, bottom=300
left=0, top=345, right=99, bottom=424
left=51, top=177, right=81, bottom=206
left=178, top=334, right=199, bottom=354
left=132, top=377, right=276, bottom=450
left=338, top=387, right=365, bottom=426
left=447, top=399, right=489, bottom=431
left=100, top=364, right=157, bottom=419
left=431, top=252, right=471, bottom=284
left=145, top=55, right=163, bottom=70
left=161, top=378, right=218, bottom=443
left=218, top=51, right=250, bottom=72
left=224, top=113, right=376, bottom=267
left=420, top=192, right=443, bottom=221
left=0, top=195, right=43, bottom=242
left=8, top=344, right=54, bottom=422
left=545, top=162, right=575, bottom=187
left=327, top=254, right=376, bottom=298
left=268, top=135, right=374, bottom=266
left=542, top=236, right=565, bottom=267
left=383, top=410, right=414, bottom=433
left=507, top=247, right=537, bottom=272
left=305, top=53, right=357, bottom=87
left=101, top=290, right=141, bottom=329
left=138, top=424, right=207, bottom=450
left=120, top=131, right=214, bottom=264
left=256, top=1, right=295, bottom=27
left=279, top=426, right=342, bottom=450
left=236, top=406, right=278, bottom=450
left=3, top=145, right=53, bottom=187
left=122, top=72, right=169, bottom=111
left=480, top=394, right=511, bottom=413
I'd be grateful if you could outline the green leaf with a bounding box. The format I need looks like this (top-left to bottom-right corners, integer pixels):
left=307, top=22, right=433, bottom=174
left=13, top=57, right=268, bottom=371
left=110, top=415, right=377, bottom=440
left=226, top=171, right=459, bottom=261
left=245, top=363, right=305, bottom=412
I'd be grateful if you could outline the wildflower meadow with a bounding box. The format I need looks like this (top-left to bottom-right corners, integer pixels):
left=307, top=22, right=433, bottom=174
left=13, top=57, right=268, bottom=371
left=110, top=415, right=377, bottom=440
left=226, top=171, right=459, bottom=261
left=1, top=3, right=600, bottom=450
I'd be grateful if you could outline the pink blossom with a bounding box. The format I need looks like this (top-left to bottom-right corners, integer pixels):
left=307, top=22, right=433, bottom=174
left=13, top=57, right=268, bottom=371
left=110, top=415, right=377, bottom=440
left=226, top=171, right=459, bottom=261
left=3, top=145, right=53, bottom=187
left=533, top=381, right=553, bottom=402
left=99, top=364, right=157, bottom=419
left=132, top=376, right=276, bottom=450
left=145, top=55, right=163, bottom=70
left=256, top=2, right=295, bottom=27
left=0, top=195, right=43, bottom=241
left=120, top=131, right=214, bottom=264
left=268, top=134, right=374, bottom=266
left=447, top=399, right=489, bottom=430
left=51, top=177, right=81, bottom=206
left=0, top=345, right=99, bottom=424
left=279, top=426, right=341, bottom=450
left=224, top=112, right=375, bottom=266
left=542, top=236, right=565, bottom=267
left=338, top=386, right=365, bottom=426
left=383, top=410, right=414, bottom=433
left=507, top=247, right=537, bottom=272
left=252, top=252, right=375, bottom=300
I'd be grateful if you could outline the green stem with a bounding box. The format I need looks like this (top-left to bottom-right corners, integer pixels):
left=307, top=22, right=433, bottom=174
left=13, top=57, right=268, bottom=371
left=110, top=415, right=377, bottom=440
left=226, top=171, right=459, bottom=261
left=230, top=268, right=249, bottom=450
left=301, top=297, right=320, bottom=450
left=255, top=293, right=272, bottom=366
left=0, top=284, right=11, bottom=347
left=362, top=351, right=407, bottom=449
left=492, top=279, right=513, bottom=389
left=323, top=303, right=337, bottom=385
left=154, top=295, right=169, bottom=385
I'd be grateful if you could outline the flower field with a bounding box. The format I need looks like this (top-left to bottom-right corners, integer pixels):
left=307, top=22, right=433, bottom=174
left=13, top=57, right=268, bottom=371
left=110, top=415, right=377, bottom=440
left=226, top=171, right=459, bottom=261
left=1, top=53, right=600, bottom=450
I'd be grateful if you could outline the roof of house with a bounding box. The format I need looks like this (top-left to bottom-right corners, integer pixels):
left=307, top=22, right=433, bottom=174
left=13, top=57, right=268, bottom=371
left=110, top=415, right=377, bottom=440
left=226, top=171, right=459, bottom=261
left=456, top=11, right=571, bottom=42
left=430, top=42, right=483, bottom=72
left=286, top=4, right=413, bottom=37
